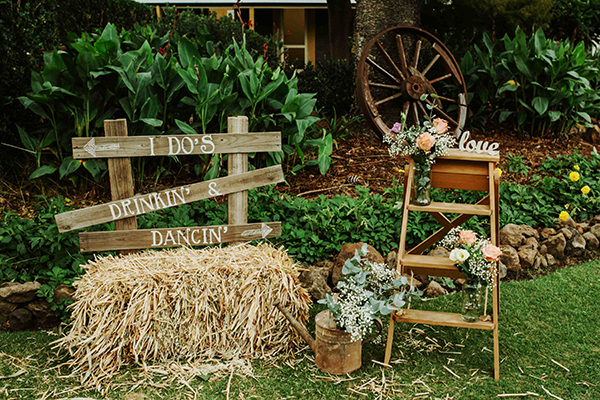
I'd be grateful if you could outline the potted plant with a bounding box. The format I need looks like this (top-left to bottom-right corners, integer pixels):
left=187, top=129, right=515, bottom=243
left=318, top=244, right=422, bottom=342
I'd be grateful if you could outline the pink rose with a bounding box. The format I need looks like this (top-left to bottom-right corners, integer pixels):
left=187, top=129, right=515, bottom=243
left=458, top=230, right=477, bottom=246
left=432, top=118, right=449, bottom=135
left=416, top=132, right=436, bottom=152
left=390, top=122, right=402, bottom=134
left=482, top=243, right=502, bottom=262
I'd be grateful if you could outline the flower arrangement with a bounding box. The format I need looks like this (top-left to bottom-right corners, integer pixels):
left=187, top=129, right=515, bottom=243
left=383, top=112, right=456, bottom=167
left=439, top=227, right=502, bottom=286
left=318, top=244, right=421, bottom=342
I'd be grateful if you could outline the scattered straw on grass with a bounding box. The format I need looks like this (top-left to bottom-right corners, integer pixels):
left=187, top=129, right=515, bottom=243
left=53, top=244, right=311, bottom=388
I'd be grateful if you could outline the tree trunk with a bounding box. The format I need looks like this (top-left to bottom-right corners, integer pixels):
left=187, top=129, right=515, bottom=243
left=327, top=0, right=353, bottom=60
left=354, top=0, right=420, bottom=65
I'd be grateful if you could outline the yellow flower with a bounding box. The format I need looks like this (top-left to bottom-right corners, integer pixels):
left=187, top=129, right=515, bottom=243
left=582, top=185, right=591, bottom=195
left=398, top=169, right=405, bottom=174
left=507, top=80, right=520, bottom=86
left=559, top=211, right=570, bottom=221
left=495, top=168, right=502, bottom=177
left=569, top=171, right=580, bottom=182
left=574, top=165, right=580, bottom=171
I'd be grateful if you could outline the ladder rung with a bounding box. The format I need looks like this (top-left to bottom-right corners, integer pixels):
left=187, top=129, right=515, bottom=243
left=394, top=309, right=495, bottom=330
left=401, top=254, right=465, bottom=279
left=407, top=202, right=492, bottom=215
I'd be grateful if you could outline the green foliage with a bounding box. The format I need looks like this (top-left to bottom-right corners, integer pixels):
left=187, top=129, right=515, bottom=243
left=0, top=197, right=93, bottom=321
left=549, top=0, right=600, bottom=43
left=0, top=0, right=153, bottom=171
left=422, top=0, right=555, bottom=58
left=294, top=59, right=356, bottom=116
left=502, top=153, right=532, bottom=175
left=18, top=24, right=318, bottom=182
left=462, top=27, right=600, bottom=136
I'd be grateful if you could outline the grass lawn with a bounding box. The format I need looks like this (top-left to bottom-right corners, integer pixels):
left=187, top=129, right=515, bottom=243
left=1, top=260, right=599, bottom=399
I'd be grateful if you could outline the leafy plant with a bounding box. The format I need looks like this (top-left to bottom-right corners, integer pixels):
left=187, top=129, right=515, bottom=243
left=462, top=27, right=600, bottom=136
left=18, top=23, right=319, bottom=183
left=502, top=153, right=531, bottom=175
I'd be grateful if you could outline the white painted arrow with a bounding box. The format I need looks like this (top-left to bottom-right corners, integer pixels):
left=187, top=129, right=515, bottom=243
left=241, top=223, right=273, bottom=239
left=83, top=137, right=121, bottom=157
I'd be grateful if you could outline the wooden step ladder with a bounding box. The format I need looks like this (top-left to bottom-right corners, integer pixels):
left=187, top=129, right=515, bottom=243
left=384, top=149, right=501, bottom=381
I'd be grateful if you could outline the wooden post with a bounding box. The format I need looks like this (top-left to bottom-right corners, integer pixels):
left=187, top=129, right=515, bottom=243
left=105, top=119, right=137, bottom=255
left=228, top=116, right=249, bottom=245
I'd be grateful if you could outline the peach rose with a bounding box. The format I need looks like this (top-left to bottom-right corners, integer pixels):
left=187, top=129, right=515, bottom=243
left=432, top=118, right=449, bottom=135
left=458, top=230, right=477, bottom=246
left=416, top=132, right=436, bottom=152
left=482, top=243, right=502, bottom=262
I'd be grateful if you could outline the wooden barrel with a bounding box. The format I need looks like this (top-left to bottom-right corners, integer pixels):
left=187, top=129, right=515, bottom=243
left=314, top=310, right=362, bottom=375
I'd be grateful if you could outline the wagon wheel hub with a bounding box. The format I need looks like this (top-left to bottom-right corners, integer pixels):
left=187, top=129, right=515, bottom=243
left=404, top=76, right=427, bottom=100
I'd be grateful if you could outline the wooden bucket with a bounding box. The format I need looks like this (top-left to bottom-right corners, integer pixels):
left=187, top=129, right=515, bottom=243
left=314, top=310, right=382, bottom=375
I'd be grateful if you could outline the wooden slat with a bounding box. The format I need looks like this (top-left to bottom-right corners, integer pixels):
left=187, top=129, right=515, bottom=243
left=433, top=158, right=489, bottom=175
left=105, top=120, right=137, bottom=255
left=441, top=149, right=499, bottom=163
left=228, top=116, right=248, bottom=245
left=394, top=309, right=494, bottom=330
left=431, top=172, right=490, bottom=191
left=407, top=202, right=491, bottom=216
left=72, top=132, right=281, bottom=159
left=55, top=165, right=284, bottom=233
left=400, top=254, right=465, bottom=279
left=79, top=222, right=281, bottom=252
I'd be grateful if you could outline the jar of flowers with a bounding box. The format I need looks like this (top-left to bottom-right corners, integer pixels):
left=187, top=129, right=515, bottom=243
left=439, top=227, right=502, bottom=322
left=384, top=109, right=456, bottom=206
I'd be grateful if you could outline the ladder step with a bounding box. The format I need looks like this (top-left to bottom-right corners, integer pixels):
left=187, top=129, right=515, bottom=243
left=407, top=201, right=492, bottom=215
left=394, top=309, right=494, bottom=330
left=401, top=254, right=465, bottom=279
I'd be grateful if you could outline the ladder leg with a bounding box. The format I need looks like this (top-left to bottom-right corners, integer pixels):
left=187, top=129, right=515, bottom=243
left=493, top=266, right=500, bottom=381
left=384, top=312, right=396, bottom=364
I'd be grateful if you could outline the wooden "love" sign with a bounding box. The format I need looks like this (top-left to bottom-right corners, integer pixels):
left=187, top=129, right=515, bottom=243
left=458, top=131, right=499, bottom=156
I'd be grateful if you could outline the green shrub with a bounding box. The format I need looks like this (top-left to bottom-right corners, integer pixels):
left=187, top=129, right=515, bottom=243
left=0, top=0, right=152, bottom=170
left=549, top=0, right=600, bottom=43
left=18, top=23, right=319, bottom=183
left=294, top=59, right=356, bottom=116
left=462, top=27, right=600, bottom=136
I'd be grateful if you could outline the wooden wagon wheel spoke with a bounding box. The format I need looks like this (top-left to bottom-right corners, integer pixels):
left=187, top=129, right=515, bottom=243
left=412, top=102, right=420, bottom=124
left=412, top=40, right=422, bottom=70
left=421, top=53, right=440, bottom=76
left=367, top=57, right=400, bottom=84
left=425, top=98, right=459, bottom=127
left=395, top=35, right=410, bottom=77
left=435, top=94, right=457, bottom=103
left=375, top=40, right=406, bottom=80
left=369, top=82, right=402, bottom=90
left=375, top=91, right=403, bottom=106
left=357, top=26, right=467, bottom=139
left=429, top=73, right=453, bottom=85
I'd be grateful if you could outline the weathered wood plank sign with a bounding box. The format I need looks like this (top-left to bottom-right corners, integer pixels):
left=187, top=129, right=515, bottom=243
left=79, top=222, right=282, bottom=252
left=72, top=132, right=281, bottom=159
left=56, top=117, right=284, bottom=253
left=56, top=165, right=284, bottom=233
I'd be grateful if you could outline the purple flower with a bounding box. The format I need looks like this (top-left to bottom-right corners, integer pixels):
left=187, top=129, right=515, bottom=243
left=390, top=122, right=402, bottom=134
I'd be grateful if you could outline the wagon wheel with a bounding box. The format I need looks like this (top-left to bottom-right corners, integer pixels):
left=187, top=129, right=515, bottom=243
left=356, top=26, right=467, bottom=139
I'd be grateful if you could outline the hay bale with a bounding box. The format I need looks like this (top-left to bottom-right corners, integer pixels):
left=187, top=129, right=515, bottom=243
left=54, top=244, right=311, bottom=386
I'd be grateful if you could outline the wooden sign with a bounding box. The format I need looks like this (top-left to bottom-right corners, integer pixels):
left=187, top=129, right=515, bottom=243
left=72, top=132, right=281, bottom=159
left=458, top=131, right=499, bottom=156
left=79, top=222, right=282, bottom=252
left=55, top=165, right=284, bottom=233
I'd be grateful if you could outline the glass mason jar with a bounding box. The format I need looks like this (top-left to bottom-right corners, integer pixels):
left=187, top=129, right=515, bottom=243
left=461, top=277, right=483, bottom=322
left=412, top=163, right=432, bottom=206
